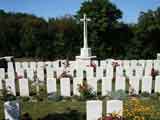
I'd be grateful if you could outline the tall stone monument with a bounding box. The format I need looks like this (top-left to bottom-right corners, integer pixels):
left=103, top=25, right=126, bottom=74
left=76, top=14, right=96, bottom=65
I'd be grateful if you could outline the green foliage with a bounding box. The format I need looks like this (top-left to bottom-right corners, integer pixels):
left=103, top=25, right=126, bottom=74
left=109, top=90, right=128, bottom=100
left=78, top=82, right=96, bottom=100
left=150, top=92, right=160, bottom=100
left=76, top=0, right=133, bottom=59
left=128, top=7, right=160, bottom=59
left=140, top=92, right=150, bottom=97
left=0, top=4, right=160, bottom=59
left=20, top=96, right=30, bottom=102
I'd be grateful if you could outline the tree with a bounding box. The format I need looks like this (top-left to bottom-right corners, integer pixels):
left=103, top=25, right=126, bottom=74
left=76, top=0, right=133, bottom=59
left=20, top=17, right=48, bottom=58
left=48, top=15, right=81, bottom=59
left=129, top=7, right=160, bottom=59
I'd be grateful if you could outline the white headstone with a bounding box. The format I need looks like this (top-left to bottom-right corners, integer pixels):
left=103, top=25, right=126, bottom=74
left=15, top=62, right=21, bottom=71
left=135, top=66, right=144, bottom=78
left=154, top=60, right=160, bottom=72
left=37, top=61, right=44, bottom=69
left=107, top=100, right=123, bottom=116
left=76, top=66, right=84, bottom=78
left=5, top=78, right=16, bottom=96
left=102, top=77, right=112, bottom=96
left=115, top=60, right=123, bottom=67
left=146, top=60, right=153, bottom=67
left=46, top=67, right=54, bottom=79
left=105, top=59, right=114, bottom=66
left=123, top=60, right=130, bottom=68
left=7, top=70, right=15, bottom=80
left=153, top=60, right=160, bottom=68
left=29, top=62, right=36, bottom=71
left=155, top=76, right=160, bottom=93
left=115, top=76, right=126, bottom=91
left=129, top=76, right=140, bottom=94
left=116, top=67, right=124, bottom=77
left=60, top=78, right=71, bottom=96
left=45, top=61, right=52, bottom=68
left=4, top=101, right=20, bottom=120
left=92, top=60, right=99, bottom=66
left=37, top=68, right=44, bottom=81
left=56, top=68, right=64, bottom=78
left=0, top=68, right=5, bottom=79
left=73, top=78, right=83, bottom=96
left=106, top=65, right=114, bottom=79
left=22, top=62, right=28, bottom=70
left=125, top=67, right=133, bottom=78
left=130, top=60, right=138, bottom=67
left=47, top=78, right=57, bottom=95
left=16, top=68, right=24, bottom=78
left=86, top=100, right=102, bottom=120
left=96, top=67, right=106, bottom=80
left=138, top=60, right=145, bottom=68
left=0, top=78, right=2, bottom=90
left=100, top=60, right=107, bottom=67
left=26, top=68, right=34, bottom=81
left=144, top=66, right=152, bottom=76
left=87, top=77, right=97, bottom=93
left=19, top=78, right=29, bottom=96
left=8, top=62, right=14, bottom=71
left=86, top=67, right=94, bottom=78
left=53, top=61, right=59, bottom=69
left=142, top=76, right=152, bottom=93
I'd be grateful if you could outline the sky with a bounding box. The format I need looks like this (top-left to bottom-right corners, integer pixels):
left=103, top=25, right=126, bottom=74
left=0, top=0, right=159, bottom=23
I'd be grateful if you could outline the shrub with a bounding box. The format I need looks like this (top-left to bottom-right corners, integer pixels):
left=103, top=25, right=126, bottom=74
left=124, top=98, right=160, bottom=120
left=98, top=112, right=123, bottom=120
left=150, top=92, right=160, bottom=100
left=20, top=97, right=30, bottom=102
left=140, top=92, right=150, bottom=97
left=78, top=81, right=96, bottom=100
left=109, top=90, right=128, bottom=100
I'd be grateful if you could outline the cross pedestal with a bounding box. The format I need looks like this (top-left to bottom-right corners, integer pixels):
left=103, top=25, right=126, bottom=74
left=76, top=14, right=96, bottom=65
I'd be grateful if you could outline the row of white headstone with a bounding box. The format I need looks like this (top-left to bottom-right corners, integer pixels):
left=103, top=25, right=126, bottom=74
left=13, top=59, right=160, bottom=68
left=1, top=64, right=157, bottom=83
left=17, top=60, right=159, bottom=79
left=1, top=75, right=160, bottom=97
left=87, top=100, right=123, bottom=120
left=5, top=59, right=160, bottom=77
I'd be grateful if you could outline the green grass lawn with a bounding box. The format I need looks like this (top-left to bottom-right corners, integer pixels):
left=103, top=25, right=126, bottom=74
left=1, top=96, right=160, bottom=119
left=0, top=99, right=85, bottom=119
left=22, top=100, right=85, bottom=119
left=1, top=77, right=160, bottom=119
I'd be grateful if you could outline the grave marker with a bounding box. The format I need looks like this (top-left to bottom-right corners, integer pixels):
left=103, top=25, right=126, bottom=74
left=142, top=76, right=152, bottom=93
left=60, top=78, right=71, bottom=96
left=107, top=100, right=123, bottom=116
left=86, top=100, right=102, bottom=120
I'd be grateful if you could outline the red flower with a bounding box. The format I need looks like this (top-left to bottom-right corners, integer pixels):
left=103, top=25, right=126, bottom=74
left=16, top=75, right=23, bottom=80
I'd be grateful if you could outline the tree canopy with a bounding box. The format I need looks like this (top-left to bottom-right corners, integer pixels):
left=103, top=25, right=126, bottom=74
left=0, top=0, right=159, bottom=60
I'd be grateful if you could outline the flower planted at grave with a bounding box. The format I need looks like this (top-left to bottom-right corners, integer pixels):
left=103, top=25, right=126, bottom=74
left=151, top=68, right=159, bottom=79
left=112, top=61, right=119, bottom=69
left=123, top=98, right=158, bottom=120
left=98, top=112, right=123, bottom=120
left=78, top=81, right=96, bottom=100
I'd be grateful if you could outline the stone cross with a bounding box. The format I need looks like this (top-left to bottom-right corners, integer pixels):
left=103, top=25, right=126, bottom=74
left=80, top=14, right=91, bottom=48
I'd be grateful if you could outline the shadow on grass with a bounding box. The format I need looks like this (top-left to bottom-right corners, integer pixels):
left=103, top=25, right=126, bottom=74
left=39, top=109, right=85, bottom=120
